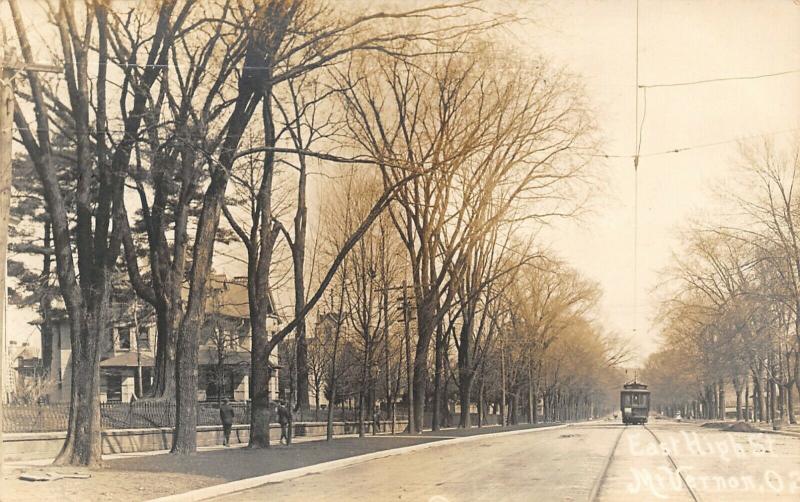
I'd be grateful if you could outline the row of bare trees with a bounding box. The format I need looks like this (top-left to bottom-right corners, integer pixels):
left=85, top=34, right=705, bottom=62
left=300, top=168, right=626, bottom=435
left=646, top=140, right=800, bottom=425
left=6, top=0, right=624, bottom=467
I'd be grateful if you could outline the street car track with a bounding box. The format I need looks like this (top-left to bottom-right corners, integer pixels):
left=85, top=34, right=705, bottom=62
left=643, top=425, right=700, bottom=502
left=587, top=424, right=625, bottom=502
left=588, top=424, right=701, bottom=502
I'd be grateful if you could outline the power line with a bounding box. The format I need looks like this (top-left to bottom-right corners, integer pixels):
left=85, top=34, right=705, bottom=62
left=639, top=68, right=800, bottom=89
left=18, top=53, right=799, bottom=87
left=640, top=128, right=800, bottom=157
left=10, top=124, right=798, bottom=163
left=592, top=127, right=800, bottom=160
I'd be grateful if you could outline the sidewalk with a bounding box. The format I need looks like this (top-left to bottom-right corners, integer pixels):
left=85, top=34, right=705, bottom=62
left=698, top=419, right=800, bottom=438
left=1, top=423, right=560, bottom=501
left=757, top=423, right=800, bottom=438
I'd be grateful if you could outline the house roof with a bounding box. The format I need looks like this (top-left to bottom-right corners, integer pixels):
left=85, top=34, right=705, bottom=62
left=183, top=274, right=279, bottom=321
left=32, top=274, right=279, bottom=326
left=100, top=352, right=155, bottom=368
left=8, top=344, right=38, bottom=361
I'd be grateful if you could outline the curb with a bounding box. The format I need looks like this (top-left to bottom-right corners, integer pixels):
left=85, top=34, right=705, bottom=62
left=147, top=423, right=568, bottom=502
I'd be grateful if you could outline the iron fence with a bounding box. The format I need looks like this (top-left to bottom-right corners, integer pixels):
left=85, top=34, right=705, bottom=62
left=2, top=401, right=412, bottom=433
left=4, top=399, right=529, bottom=434
left=2, top=402, right=71, bottom=433
left=2, top=401, right=252, bottom=433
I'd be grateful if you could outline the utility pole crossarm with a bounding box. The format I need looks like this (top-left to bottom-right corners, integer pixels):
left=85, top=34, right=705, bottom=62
left=0, top=62, right=60, bottom=73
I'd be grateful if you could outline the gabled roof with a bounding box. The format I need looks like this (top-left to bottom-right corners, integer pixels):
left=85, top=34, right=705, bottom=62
left=32, top=274, right=280, bottom=326
left=9, top=344, right=39, bottom=361
left=183, top=274, right=279, bottom=321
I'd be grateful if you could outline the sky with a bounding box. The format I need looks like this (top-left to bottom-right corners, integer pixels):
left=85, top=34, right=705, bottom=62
left=4, top=1, right=800, bottom=364
left=505, top=0, right=800, bottom=361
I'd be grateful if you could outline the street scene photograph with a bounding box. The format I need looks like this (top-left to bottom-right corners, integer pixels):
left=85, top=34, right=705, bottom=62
left=0, top=0, right=799, bottom=500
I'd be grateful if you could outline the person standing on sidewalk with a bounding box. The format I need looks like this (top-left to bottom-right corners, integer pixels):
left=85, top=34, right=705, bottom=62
left=220, top=399, right=235, bottom=446
left=277, top=401, right=292, bottom=445
left=372, top=406, right=382, bottom=435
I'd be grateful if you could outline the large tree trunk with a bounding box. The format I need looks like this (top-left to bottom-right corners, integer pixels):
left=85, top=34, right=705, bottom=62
left=753, top=368, right=763, bottom=421
left=768, top=378, right=775, bottom=423
left=527, top=366, right=534, bottom=424
left=9, top=0, right=131, bottom=466
left=458, top=378, right=473, bottom=429
left=382, top=286, right=394, bottom=434
left=499, top=344, right=507, bottom=426
left=786, top=382, right=796, bottom=425
left=796, top=355, right=800, bottom=422
left=173, top=301, right=203, bottom=453
left=358, top=336, right=371, bottom=438
left=249, top=317, right=272, bottom=448
left=55, top=308, right=106, bottom=466
left=248, top=87, right=283, bottom=447
left=152, top=200, right=190, bottom=400
left=477, top=379, right=484, bottom=428
left=457, top=318, right=473, bottom=429
left=153, top=300, right=179, bottom=399
left=745, top=377, right=750, bottom=422
left=411, top=294, right=435, bottom=433
left=411, top=349, right=428, bottom=433
left=733, top=376, right=742, bottom=421
left=172, top=71, right=258, bottom=452
left=293, top=167, right=309, bottom=410
left=442, top=350, right=451, bottom=428
left=542, top=391, right=549, bottom=423
left=432, top=324, right=444, bottom=431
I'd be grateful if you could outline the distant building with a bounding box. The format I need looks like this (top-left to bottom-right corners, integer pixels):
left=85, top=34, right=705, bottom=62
left=38, top=274, right=280, bottom=403
left=4, top=341, right=45, bottom=403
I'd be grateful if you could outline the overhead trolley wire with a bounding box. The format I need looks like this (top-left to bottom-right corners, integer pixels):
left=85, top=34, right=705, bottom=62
left=639, top=68, right=800, bottom=89
left=592, top=127, right=800, bottom=160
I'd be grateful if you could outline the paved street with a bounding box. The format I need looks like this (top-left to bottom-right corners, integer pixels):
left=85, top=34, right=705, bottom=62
left=599, top=423, right=800, bottom=501
left=1, top=424, right=554, bottom=501
left=214, top=421, right=800, bottom=502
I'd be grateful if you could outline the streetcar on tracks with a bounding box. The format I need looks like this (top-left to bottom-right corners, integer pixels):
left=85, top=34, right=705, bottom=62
left=620, top=381, right=650, bottom=425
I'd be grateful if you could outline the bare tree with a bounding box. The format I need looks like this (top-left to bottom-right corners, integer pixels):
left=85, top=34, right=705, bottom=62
left=9, top=0, right=192, bottom=465
left=114, top=1, right=249, bottom=400
left=338, top=45, right=593, bottom=430
left=212, top=0, right=495, bottom=450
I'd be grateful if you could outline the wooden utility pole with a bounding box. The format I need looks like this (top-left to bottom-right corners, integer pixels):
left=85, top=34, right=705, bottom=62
left=500, top=336, right=506, bottom=426
left=0, top=34, right=58, bottom=473
left=0, top=40, right=13, bottom=474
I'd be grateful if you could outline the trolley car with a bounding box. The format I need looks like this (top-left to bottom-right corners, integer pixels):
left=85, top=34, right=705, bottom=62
left=620, top=381, right=650, bottom=425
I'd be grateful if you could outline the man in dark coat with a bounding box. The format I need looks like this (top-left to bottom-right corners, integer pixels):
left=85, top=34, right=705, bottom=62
left=220, top=399, right=235, bottom=446
left=372, top=406, right=382, bottom=435
left=277, top=401, right=292, bottom=445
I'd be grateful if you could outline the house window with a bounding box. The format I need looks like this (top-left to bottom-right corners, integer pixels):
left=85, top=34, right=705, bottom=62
left=137, top=326, right=150, bottom=351
left=106, top=375, right=122, bottom=402
left=118, top=327, right=131, bottom=350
